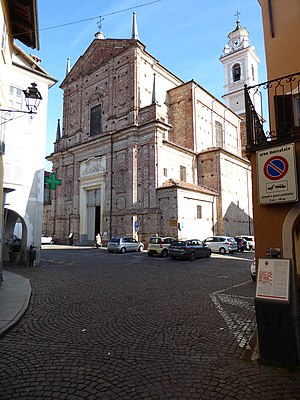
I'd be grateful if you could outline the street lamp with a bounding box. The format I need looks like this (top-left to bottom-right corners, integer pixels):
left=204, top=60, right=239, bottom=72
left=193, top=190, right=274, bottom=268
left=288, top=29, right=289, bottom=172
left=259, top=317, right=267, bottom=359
left=0, top=82, right=42, bottom=120
left=22, top=82, right=42, bottom=113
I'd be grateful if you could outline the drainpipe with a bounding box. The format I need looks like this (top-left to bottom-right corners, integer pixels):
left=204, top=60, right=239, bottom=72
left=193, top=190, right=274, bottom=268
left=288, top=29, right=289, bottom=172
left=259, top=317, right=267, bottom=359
left=110, top=132, right=113, bottom=238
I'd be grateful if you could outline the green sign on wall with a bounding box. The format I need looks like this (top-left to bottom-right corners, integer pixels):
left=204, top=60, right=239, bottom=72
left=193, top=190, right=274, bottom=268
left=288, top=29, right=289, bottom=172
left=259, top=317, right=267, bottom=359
left=45, top=173, right=62, bottom=190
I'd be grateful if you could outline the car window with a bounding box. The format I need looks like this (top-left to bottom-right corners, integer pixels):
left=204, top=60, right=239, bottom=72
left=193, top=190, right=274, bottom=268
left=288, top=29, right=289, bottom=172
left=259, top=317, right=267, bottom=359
left=172, top=241, right=185, bottom=246
left=205, top=238, right=213, bottom=242
left=218, top=238, right=224, bottom=242
left=149, top=237, right=159, bottom=244
left=110, top=238, right=120, bottom=243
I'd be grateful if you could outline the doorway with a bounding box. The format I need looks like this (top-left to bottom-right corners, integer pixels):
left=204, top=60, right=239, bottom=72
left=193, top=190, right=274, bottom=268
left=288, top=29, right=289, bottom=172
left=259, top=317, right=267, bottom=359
left=86, top=189, right=101, bottom=241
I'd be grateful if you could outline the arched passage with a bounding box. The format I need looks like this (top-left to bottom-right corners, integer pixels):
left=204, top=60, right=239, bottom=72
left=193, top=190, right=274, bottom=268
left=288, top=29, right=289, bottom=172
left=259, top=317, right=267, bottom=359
left=3, top=209, right=27, bottom=263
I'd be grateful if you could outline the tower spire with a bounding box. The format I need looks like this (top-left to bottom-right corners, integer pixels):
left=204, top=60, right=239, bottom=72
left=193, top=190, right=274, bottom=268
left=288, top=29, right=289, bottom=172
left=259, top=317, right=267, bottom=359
left=66, top=57, right=70, bottom=76
left=131, top=12, right=138, bottom=40
left=152, top=73, right=157, bottom=104
left=56, top=119, right=61, bottom=142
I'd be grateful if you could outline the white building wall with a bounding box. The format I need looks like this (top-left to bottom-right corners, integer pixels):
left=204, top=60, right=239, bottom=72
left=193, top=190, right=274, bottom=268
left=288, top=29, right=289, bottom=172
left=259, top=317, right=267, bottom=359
left=219, top=153, right=253, bottom=235
left=3, top=50, right=54, bottom=264
left=177, top=189, right=216, bottom=240
left=194, top=86, right=241, bottom=156
left=157, top=142, right=195, bottom=187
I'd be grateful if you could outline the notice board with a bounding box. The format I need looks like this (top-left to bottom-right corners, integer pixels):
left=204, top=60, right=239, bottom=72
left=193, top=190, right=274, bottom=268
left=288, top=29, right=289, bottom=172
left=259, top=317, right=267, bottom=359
left=256, top=259, right=290, bottom=302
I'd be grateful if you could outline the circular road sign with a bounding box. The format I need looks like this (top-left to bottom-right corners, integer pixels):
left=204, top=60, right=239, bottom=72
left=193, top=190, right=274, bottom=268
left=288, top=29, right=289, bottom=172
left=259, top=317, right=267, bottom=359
left=134, top=221, right=140, bottom=232
left=263, top=156, right=289, bottom=181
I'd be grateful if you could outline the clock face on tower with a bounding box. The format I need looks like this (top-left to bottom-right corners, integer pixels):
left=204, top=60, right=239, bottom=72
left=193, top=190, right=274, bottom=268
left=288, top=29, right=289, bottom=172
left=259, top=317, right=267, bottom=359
left=230, top=38, right=244, bottom=50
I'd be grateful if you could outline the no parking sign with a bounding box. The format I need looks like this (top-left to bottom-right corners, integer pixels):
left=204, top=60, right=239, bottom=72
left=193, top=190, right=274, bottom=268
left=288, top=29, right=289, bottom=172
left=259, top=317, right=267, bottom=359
left=257, top=144, right=298, bottom=204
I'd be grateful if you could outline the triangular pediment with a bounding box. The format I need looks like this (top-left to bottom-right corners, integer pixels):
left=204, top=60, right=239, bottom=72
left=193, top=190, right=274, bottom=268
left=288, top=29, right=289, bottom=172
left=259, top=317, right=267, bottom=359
left=61, top=39, right=139, bottom=88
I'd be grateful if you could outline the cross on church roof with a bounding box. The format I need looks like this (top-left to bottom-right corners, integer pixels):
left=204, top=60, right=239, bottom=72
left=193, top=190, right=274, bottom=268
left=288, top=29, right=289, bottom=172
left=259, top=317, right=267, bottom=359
left=234, top=9, right=241, bottom=21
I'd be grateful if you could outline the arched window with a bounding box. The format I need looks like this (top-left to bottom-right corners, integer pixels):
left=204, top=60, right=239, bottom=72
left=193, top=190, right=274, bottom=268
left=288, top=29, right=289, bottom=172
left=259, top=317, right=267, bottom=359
left=232, top=64, right=241, bottom=82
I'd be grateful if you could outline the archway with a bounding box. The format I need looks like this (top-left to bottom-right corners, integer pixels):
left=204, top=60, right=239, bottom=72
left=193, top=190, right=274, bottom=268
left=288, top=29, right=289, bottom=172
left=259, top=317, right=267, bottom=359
left=3, top=209, right=27, bottom=263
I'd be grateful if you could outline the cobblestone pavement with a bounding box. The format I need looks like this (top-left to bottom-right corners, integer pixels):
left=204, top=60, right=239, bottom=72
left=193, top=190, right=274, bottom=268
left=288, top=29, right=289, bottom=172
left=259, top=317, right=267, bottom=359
left=1, top=247, right=300, bottom=399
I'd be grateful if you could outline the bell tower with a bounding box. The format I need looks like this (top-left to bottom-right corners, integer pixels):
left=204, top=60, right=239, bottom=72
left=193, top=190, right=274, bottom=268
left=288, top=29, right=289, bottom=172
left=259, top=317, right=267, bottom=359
left=220, top=14, right=261, bottom=117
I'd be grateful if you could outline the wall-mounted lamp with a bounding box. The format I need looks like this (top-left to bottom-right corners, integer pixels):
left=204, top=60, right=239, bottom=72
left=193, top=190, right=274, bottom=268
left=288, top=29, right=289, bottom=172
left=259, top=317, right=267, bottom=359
left=0, top=82, right=42, bottom=123
left=22, top=82, right=42, bottom=113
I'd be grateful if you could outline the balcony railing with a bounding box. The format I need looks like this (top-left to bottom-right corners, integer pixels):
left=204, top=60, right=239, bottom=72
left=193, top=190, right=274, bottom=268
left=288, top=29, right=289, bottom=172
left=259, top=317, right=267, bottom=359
left=245, top=72, right=300, bottom=151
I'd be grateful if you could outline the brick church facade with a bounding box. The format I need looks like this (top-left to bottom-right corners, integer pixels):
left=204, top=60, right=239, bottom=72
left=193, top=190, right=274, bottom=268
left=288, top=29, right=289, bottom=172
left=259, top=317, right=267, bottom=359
left=46, top=15, right=257, bottom=245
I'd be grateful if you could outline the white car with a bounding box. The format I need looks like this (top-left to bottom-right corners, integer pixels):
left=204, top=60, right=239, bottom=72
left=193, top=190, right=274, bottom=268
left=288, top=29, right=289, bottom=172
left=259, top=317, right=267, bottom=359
left=147, top=236, right=176, bottom=257
left=107, top=237, right=144, bottom=254
left=239, top=235, right=255, bottom=250
left=203, top=236, right=238, bottom=254
left=41, top=235, right=54, bottom=244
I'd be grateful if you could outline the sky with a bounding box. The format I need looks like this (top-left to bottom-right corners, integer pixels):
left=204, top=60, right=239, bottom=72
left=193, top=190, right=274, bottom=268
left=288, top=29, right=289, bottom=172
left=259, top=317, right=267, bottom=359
left=19, top=0, right=266, bottom=171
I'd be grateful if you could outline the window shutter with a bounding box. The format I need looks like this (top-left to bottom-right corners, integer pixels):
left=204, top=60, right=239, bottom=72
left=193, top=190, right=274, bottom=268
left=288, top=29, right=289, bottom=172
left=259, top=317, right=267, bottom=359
left=274, top=95, right=294, bottom=135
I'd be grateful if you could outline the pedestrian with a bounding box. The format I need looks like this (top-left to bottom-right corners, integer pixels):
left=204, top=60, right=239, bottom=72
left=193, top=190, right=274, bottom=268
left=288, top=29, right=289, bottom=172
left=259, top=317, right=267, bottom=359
left=95, top=233, right=101, bottom=248
left=29, top=244, right=36, bottom=267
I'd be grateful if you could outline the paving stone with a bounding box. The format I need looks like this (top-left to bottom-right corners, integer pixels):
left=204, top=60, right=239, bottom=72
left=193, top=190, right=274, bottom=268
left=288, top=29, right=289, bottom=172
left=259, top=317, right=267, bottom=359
left=1, top=249, right=300, bottom=399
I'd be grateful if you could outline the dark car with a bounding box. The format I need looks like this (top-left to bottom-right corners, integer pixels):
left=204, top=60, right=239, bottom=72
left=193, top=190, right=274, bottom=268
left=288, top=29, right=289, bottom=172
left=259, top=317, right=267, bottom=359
left=169, top=239, right=211, bottom=261
left=234, top=237, right=247, bottom=252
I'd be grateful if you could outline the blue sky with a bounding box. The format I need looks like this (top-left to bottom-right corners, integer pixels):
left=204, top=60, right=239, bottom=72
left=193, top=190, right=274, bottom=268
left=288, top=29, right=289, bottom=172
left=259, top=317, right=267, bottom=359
left=21, top=0, right=266, bottom=170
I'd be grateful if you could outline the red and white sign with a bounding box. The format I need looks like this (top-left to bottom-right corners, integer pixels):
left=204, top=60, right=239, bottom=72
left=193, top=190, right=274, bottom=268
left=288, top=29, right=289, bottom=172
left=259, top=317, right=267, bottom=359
left=257, top=144, right=298, bottom=204
left=256, top=259, right=290, bottom=302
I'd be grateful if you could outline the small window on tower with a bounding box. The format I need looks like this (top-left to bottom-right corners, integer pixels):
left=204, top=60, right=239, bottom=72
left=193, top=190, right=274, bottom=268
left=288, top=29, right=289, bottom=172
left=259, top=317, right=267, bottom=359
left=215, top=121, right=223, bottom=147
left=197, top=205, right=202, bottom=219
left=180, top=165, right=186, bottom=182
left=232, top=64, right=241, bottom=82
left=90, top=105, right=101, bottom=136
left=163, top=168, right=167, bottom=177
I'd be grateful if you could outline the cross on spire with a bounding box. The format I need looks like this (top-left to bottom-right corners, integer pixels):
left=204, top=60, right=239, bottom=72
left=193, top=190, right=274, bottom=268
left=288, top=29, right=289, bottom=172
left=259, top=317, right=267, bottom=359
left=234, top=10, right=241, bottom=22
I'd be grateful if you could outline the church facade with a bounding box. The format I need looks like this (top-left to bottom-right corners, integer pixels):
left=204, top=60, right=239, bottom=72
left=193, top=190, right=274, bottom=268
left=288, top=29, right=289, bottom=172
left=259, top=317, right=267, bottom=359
left=46, top=15, right=259, bottom=245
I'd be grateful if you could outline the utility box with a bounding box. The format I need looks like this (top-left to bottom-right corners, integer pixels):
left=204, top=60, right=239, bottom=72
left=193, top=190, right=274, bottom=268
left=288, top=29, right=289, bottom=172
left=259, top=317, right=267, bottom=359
left=254, top=258, right=299, bottom=365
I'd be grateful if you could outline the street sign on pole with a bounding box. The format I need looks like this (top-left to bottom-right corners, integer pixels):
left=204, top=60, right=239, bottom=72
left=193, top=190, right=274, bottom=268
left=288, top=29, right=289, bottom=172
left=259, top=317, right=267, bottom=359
left=257, top=144, right=298, bottom=204
left=134, top=221, right=139, bottom=232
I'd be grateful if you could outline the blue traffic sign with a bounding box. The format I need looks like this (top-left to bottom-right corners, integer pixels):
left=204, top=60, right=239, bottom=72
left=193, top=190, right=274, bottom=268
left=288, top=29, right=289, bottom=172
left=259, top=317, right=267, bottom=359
left=263, top=156, right=288, bottom=181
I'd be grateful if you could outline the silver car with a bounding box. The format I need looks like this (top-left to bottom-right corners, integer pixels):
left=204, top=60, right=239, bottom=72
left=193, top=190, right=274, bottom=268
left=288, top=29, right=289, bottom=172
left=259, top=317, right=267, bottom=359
left=107, top=237, right=144, bottom=254
left=203, top=236, right=238, bottom=254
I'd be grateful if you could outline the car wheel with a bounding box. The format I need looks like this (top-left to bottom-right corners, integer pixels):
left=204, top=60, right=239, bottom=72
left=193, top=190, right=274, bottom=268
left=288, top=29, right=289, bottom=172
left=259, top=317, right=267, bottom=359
left=219, top=247, right=226, bottom=255
left=148, top=252, right=153, bottom=257
left=161, top=249, right=167, bottom=258
left=120, top=247, right=126, bottom=254
left=171, top=256, right=176, bottom=260
left=138, top=245, right=143, bottom=252
left=251, top=274, right=256, bottom=282
left=229, top=250, right=234, bottom=254
left=108, top=250, right=113, bottom=253
left=189, top=252, right=195, bottom=261
left=207, top=251, right=211, bottom=258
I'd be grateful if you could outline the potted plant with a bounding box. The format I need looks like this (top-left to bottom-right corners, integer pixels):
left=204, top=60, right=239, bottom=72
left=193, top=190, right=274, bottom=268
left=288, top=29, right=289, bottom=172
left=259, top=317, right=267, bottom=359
left=6, top=234, right=22, bottom=262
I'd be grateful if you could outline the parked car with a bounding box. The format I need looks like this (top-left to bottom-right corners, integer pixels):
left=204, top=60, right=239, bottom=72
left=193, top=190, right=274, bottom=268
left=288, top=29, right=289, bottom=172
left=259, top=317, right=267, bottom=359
left=41, top=235, right=54, bottom=244
left=169, top=239, right=211, bottom=261
left=239, top=235, right=255, bottom=250
left=251, top=259, right=256, bottom=281
left=203, top=236, right=238, bottom=254
left=147, top=236, right=176, bottom=257
left=107, top=237, right=144, bottom=254
left=234, top=237, right=248, bottom=252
